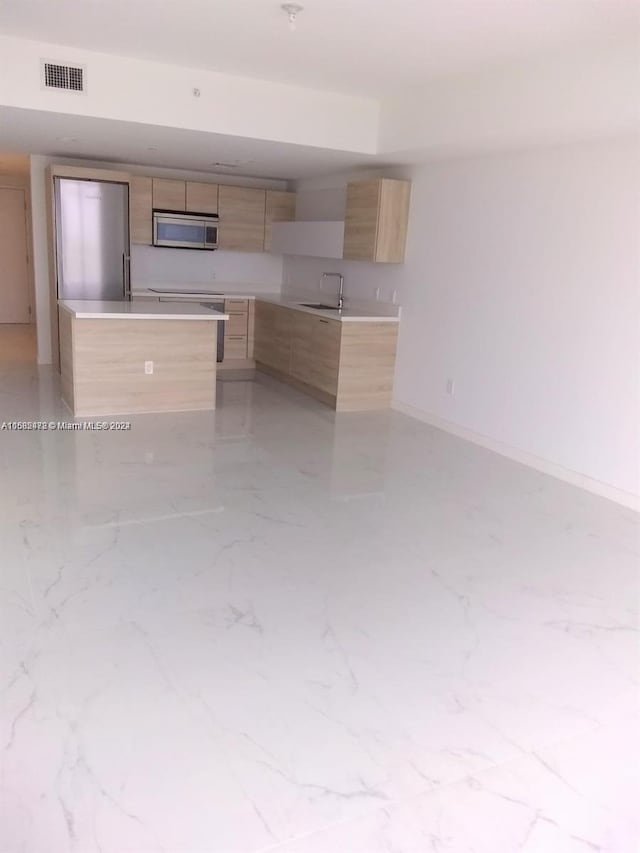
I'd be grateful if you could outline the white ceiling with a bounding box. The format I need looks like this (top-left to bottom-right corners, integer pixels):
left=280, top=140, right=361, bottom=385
left=0, top=0, right=637, bottom=98
left=0, top=106, right=382, bottom=179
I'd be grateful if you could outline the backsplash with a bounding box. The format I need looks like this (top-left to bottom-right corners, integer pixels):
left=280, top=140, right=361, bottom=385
left=131, top=245, right=283, bottom=293
left=282, top=255, right=404, bottom=308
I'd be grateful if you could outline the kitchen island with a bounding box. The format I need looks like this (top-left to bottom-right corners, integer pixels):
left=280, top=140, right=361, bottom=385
left=58, top=300, right=227, bottom=416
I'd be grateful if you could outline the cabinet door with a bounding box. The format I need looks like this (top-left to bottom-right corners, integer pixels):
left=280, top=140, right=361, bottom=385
left=186, top=181, right=218, bottom=214
left=291, top=313, right=340, bottom=395
left=343, top=178, right=410, bottom=263
left=129, top=176, right=153, bottom=245
left=218, top=186, right=266, bottom=252
left=343, top=180, right=380, bottom=261
left=152, top=178, right=186, bottom=211
left=375, top=179, right=411, bottom=263
left=290, top=312, right=316, bottom=385
left=311, top=317, right=341, bottom=395
left=254, top=301, right=292, bottom=373
left=264, top=190, right=296, bottom=251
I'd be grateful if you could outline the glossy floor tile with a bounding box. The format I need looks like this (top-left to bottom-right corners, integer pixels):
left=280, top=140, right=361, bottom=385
left=0, top=327, right=638, bottom=852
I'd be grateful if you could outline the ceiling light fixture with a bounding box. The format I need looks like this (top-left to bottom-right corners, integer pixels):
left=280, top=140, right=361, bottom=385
left=281, top=3, right=303, bottom=32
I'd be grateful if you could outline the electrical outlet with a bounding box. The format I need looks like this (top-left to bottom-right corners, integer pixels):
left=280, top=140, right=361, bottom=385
left=374, top=287, right=381, bottom=301
left=144, top=361, right=154, bottom=375
left=446, top=378, right=455, bottom=396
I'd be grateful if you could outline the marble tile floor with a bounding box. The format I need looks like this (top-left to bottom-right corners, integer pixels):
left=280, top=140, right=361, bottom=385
left=0, top=326, right=638, bottom=853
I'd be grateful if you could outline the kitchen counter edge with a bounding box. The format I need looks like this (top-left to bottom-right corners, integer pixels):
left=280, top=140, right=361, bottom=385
left=131, top=290, right=400, bottom=323
left=58, top=300, right=228, bottom=321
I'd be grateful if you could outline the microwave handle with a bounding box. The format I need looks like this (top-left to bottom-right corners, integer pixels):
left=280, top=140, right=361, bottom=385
left=122, top=253, right=131, bottom=299
left=204, top=224, right=218, bottom=249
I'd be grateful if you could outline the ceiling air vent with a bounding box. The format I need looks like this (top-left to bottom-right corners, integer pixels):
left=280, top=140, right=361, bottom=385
left=41, top=61, right=85, bottom=92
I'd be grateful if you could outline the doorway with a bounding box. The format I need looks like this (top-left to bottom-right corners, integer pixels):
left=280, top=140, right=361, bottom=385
left=0, top=186, right=31, bottom=324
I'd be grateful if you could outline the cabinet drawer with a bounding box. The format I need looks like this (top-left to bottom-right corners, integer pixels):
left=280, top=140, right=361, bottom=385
left=224, top=335, right=248, bottom=360
left=224, top=298, right=249, bottom=312
left=226, top=312, right=248, bottom=336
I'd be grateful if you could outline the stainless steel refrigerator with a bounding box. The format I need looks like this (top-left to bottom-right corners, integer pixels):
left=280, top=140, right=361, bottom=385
left=54, top=177, right=130, bottom=301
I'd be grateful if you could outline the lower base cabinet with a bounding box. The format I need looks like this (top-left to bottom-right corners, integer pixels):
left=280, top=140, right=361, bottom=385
left=254, top=300, right=293, bottom=375
left=254, top=300, right=398, bottom=411
left=219, top=298, right=255, bottom=373
left=290, top=312, right=340, bottom=396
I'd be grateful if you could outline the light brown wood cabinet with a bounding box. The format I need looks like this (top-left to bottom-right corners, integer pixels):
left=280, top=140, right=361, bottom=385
left=218, top=186, right=266, bottom=252
left=221, top=298, right=251, bottom=364
left=129, top=176, right=153, bottom=245
left=186, top=181, right=218, bottom=214
left=264, top=190, right=296, bottom=251
left=223, top=335, right=248, bottom=360
left=343, top=178, right=411, bottom=263
left=128, top=175, right=291, bottom=253
left=255, top=301, right=399, bottom=410
left=290, top=312, right=340, bottom=396
left=254, top=301, right=293, bottom=374
left=224, top=298, right=249, bottom=311
left=152, top=178, right=186, bottom=211
left=225, top=310, right=248, bottom=336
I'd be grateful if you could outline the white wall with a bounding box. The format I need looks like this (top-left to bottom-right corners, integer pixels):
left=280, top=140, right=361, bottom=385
left=0, top=34, right=378, bottom=154
left=131, top=246, right=282, bottom=292
left=283, top=136, right=640, bottom=503
left=379, top=35, right=640, bottom=157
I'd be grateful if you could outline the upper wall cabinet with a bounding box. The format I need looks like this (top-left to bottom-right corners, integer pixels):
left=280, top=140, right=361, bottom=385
left=264, top=190, right=296, bottom=251
left=129, top=176, right=153, bottom=245
left=152, top=178, right=186, bottom=211
left=186, top=181, right=218, bottom=214
left=218, top=186, right=266, bottom=252
left=128, top=173, right=288, bottom=252
left=343, top=178, right=411, bottom=263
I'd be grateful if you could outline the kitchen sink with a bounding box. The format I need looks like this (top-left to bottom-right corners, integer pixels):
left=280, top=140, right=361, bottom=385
left=299, top=303, right=340, bottom=311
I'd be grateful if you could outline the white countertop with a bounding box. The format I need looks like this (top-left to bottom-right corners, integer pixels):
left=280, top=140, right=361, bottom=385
left=132, top=290, right=259, bottom=301
left=58, top=300, right=228, bottom=321
left=258, top=294, right=400, bottom=323
left=130, top=288, right=400, bottom=323
left=131, top=285, right=268, bottom=301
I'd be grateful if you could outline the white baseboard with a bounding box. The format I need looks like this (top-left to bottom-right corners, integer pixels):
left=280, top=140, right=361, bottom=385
left=391, top=400, right=640, bottom=512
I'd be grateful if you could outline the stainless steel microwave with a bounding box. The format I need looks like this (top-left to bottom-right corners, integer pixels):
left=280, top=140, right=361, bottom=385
left=152, top=210, right=219, bottom=250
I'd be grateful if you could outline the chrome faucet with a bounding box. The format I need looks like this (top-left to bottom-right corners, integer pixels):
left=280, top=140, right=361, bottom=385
left=321, top=272, right=345, bottom=311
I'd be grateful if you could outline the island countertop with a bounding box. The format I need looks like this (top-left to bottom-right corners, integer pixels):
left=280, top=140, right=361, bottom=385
left=58, top=299, right=228, bottom=321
